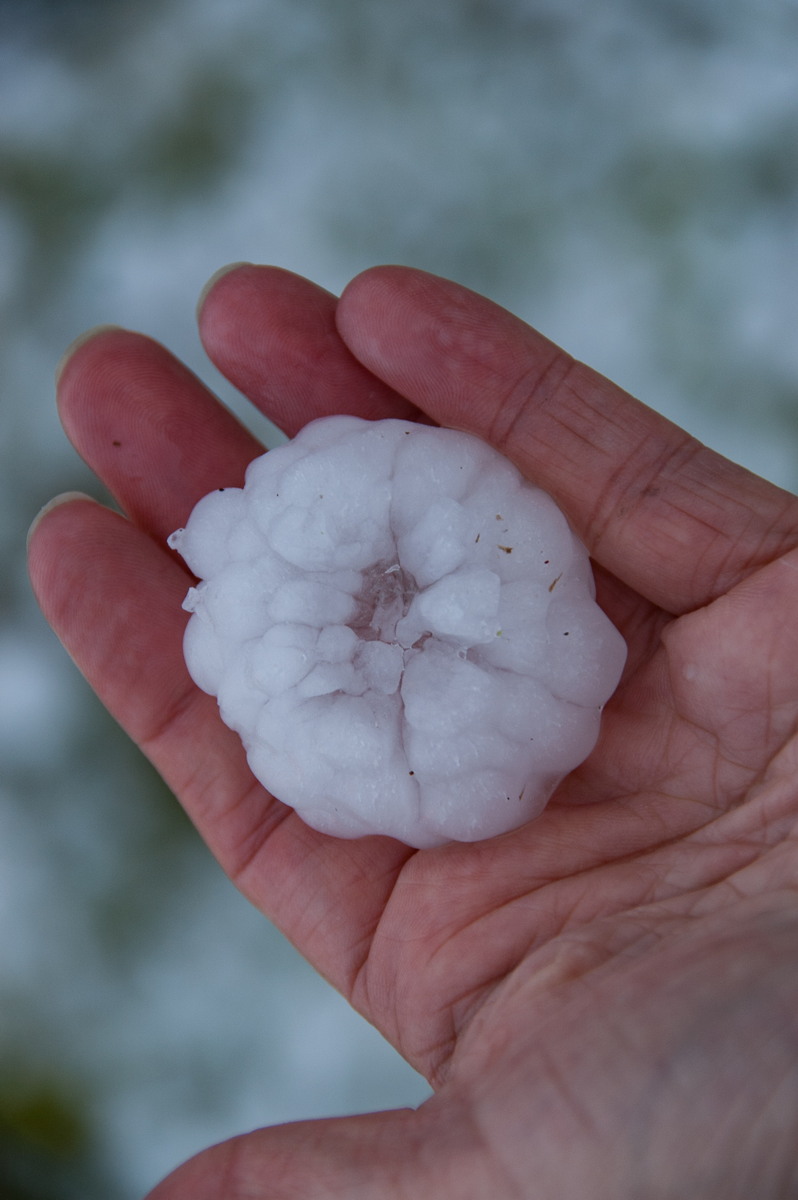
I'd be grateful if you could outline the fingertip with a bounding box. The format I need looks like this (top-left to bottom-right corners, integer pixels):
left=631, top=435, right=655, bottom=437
left=196, top=261, right=255, bottom=324
left=337, top=266, right=464, bottom=411
left=336, top=266, right=406, bottom=367
left=338, top=263, right=468, bottom=340
left=27, top=491, right=98, bottom=553
left=339, top=264, right=461, bottom=319
left=340, top=262, right=429, bottom=296
left=338, top=264, right=413, bottom=333
left=55, top=325, right=128, bottom=388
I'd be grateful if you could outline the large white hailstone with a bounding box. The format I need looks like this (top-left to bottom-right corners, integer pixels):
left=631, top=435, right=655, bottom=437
left=168, top=416, right=626, bottom=848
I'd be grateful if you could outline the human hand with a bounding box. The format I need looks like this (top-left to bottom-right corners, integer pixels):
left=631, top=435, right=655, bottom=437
left=28, top=265, right=798, bottom=1198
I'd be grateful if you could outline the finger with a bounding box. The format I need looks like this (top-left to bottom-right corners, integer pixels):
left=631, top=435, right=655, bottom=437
left=27, top=496, right=276, bottom=848
left=336, top=266, right=798, bottom=614
left=56, top=327, right=264, bottom=540
left=143, top=1107, right=457, bottom=1200
left=198, top=263, right=425, bottom=435
left=27, top=496, right=412, bottom=1008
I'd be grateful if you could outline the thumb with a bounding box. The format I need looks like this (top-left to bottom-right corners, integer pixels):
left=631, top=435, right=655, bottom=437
left=143, top=1106, right=448, bottom=1199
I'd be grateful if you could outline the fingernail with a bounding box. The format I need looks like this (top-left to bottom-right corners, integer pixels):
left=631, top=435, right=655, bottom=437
left=27, top=491, right=97, bottom=550
left=196, top=262, right=252, bottom=322
left=55, top=325, right=127, bottom=387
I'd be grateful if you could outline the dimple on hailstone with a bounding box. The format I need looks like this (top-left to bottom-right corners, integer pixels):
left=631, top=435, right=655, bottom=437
left=168, top=416, right=626, bottom=848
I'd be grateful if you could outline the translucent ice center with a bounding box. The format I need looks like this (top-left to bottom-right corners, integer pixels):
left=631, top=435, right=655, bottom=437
left=353, top=561, right=417, bottom=642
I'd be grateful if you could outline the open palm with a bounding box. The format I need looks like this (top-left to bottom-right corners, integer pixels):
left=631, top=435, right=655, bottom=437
left=29, top=266, right=798, bottom=1198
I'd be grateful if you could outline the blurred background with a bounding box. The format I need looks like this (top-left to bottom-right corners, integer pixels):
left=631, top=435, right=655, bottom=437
left=1, top=0, right=796, bottom=1194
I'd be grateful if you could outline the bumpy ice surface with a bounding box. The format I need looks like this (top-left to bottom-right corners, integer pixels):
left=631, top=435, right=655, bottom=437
left=168, top=416, right=626, bottom=848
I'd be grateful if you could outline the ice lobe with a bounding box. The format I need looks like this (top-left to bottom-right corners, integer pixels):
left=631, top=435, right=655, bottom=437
left=168, top=416, right=626, bottom=848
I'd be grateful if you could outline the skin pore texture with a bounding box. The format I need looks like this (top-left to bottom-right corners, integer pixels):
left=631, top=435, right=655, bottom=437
left=28, top=265, right=798, bottom=1198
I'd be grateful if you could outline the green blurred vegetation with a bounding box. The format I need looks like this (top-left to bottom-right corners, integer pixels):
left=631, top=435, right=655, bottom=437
left=0, top=1075, right=111, bottom=1200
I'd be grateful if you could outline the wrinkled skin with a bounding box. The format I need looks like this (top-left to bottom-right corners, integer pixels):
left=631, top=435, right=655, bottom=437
left=28, top=265, right=798, bottom=1198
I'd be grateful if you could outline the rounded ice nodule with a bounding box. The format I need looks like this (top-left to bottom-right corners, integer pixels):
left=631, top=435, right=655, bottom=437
left=168, top=416, right=626, bottom=848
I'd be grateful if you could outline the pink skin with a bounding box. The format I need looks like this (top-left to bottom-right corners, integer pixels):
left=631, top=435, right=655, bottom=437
left=28, top=265, right=798, bottom=1198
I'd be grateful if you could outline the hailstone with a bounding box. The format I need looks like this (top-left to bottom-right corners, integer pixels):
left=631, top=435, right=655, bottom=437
left=168, top=416, right=626, bottom=848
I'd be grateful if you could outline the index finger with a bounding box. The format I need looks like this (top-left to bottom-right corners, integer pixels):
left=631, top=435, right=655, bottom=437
left=336, top=267, right=798, bottom=613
